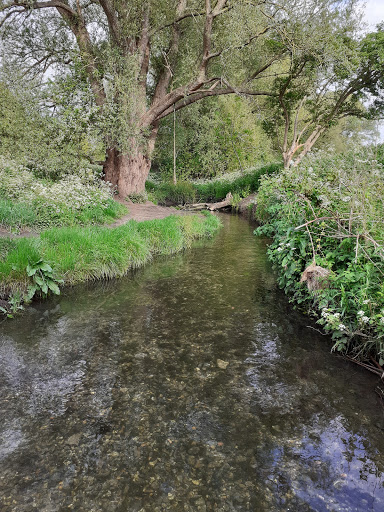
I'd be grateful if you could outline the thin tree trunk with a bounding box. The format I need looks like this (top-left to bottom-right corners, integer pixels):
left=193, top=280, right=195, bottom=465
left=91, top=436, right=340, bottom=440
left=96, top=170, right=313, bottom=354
left=292, top=126, right=325, bottom=168
left=173, top=105, right=177, bottom=185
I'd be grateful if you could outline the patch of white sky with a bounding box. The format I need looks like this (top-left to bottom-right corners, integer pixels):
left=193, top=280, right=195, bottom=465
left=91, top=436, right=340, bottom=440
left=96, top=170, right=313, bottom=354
left=362, top=0, right=384, bottom=28
left=361, top=0, right=384, bottom=141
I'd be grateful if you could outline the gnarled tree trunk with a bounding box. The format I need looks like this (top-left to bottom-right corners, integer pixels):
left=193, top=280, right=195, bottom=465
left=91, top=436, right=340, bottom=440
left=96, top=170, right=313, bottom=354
left=103, top=148, right=151, bottom=197
left=103, top=123, right=159, bottom=197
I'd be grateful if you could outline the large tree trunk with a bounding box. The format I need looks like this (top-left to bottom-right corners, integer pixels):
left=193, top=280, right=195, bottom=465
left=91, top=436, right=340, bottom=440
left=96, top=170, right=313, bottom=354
left=103, top=147, right=151, bottom=197
left=103, top=124, right=159, bottom=197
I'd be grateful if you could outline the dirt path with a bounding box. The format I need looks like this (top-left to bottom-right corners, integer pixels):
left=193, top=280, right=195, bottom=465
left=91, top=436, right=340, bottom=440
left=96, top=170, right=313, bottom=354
left=0, top=201, right=192, bottom=239
left=109, top=200, right=191, bottom=225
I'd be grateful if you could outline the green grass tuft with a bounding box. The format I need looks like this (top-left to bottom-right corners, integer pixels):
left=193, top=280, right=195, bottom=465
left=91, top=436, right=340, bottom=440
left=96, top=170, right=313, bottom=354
left=0, top=213, right=222, bottom=298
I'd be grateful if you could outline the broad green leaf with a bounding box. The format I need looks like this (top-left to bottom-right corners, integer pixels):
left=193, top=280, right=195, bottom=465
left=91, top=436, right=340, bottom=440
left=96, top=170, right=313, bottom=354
left=27, top=265, right=37, bottom=276
left=39, top=263, right=53, bottom=273
left=47, top=281, right=60, bottom=295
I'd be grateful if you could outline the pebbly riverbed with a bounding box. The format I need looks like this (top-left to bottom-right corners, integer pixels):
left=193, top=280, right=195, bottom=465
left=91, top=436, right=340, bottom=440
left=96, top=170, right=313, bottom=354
left=0, top=213, right=384, bottom=511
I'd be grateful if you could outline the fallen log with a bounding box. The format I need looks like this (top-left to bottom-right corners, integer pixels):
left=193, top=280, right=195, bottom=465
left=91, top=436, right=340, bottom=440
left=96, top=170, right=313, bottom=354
left=181, top=192, right=233, bottom=211
left=208, top=192, right=233, bottom=211
left=183, top=203, right=210, bottom=210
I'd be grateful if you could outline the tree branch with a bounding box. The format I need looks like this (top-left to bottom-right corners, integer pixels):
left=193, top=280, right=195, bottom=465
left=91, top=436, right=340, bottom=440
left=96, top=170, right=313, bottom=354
left=155, top=87, right=276, bottom=122
left=1, top=0, right=77, bottom=16
left=99, top=0, right=120, bottom=44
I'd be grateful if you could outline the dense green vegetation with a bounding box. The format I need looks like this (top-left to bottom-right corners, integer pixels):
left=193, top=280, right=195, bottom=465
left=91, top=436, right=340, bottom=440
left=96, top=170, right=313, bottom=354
left=0, top=158, right=126, bottom=231
left=2, top=0, right=382, bottom=195
left=146, top=163, right=282, bottom=205
left=155, top=96, right=276, bottom=180
left=0, top=213, right=221, bottom=312
left=254, top=148, right=384, bottom=362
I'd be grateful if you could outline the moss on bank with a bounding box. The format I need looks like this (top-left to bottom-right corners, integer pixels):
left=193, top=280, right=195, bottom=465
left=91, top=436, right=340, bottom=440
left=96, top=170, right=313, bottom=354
left=0, top=213, right=221, bottom=304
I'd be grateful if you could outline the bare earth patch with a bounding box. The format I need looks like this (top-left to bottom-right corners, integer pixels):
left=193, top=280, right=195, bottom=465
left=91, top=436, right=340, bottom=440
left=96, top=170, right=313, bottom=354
left=110, top=199, right=192, bottom=225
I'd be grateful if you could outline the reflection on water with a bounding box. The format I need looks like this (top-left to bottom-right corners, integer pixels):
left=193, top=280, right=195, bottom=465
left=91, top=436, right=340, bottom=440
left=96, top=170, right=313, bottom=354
left=0, top=214, right=384, bottom=511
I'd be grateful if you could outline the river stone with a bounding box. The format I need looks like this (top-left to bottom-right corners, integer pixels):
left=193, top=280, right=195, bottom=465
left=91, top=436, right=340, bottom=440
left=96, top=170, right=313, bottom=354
left=66, top=433, right=81, bottom=446
left=217, top=359, right=229, bottom=369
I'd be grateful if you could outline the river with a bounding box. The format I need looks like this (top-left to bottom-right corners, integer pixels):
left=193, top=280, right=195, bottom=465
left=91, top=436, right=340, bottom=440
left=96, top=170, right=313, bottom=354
left=0, top=213, right=383, bottom=511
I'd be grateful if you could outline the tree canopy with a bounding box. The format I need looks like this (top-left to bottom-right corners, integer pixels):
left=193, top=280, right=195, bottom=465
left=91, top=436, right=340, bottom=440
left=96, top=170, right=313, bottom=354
left=1, top=0, right=382, bottom=193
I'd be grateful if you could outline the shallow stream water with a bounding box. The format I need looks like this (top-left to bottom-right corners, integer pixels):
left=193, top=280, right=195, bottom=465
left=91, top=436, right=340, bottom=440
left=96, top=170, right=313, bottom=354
left=1, top=214, right=384, bottom=511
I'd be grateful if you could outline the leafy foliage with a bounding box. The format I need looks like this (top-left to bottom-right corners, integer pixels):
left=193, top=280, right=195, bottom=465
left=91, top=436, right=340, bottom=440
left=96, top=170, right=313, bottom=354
left=26, top=259, right=63, bottom=300
left=0, top=79, right=103, bottom=179
left=0, top=157, right=127, bottom=230
left=255, top=148, right=384, bottom=361
left=147, top=163, right=282, bottom=204
left=154, top=96, right=275, bottom=180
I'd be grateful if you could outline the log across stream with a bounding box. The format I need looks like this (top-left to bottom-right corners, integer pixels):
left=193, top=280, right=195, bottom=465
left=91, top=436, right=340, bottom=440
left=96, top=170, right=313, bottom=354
left=0, top=213, right=384, bottom=511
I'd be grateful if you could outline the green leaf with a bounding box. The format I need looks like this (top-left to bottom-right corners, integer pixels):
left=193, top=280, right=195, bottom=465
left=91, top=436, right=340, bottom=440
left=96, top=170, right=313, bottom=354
left=27, top=264, right=37, bottom=276
left=41, top=282, right=48, bottom=295
left=34, top=275, right=44, bottom=287
left=39, top=262, right=53, bottom=273
left=27, top=285, right=38, bottom=301
left=47, top=280, right=60, bottom=295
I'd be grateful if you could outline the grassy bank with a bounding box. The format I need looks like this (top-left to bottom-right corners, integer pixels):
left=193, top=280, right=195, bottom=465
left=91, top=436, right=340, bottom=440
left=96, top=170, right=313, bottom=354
left=254, top=149, right=384, bottom=364
left=0, top=213, right=221, bottom=314
left=146, top=162, right=282, bottom=205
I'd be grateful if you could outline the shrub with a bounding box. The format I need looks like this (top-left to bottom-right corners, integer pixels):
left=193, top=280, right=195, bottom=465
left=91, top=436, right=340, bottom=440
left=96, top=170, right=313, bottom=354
left=0, top=157, right=126, bottom=229
left=255, top=148, right=384, bottom=362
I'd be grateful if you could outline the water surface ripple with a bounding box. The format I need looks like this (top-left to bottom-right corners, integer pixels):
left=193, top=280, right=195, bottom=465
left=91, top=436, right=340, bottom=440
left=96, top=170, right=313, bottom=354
left=1, top=214, right=384, bottom=511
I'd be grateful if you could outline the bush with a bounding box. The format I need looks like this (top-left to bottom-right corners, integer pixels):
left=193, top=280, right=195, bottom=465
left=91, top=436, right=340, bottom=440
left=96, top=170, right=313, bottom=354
left=0, top=157, right=126, bottom=229
left=254, top=148, right=384, bottom=362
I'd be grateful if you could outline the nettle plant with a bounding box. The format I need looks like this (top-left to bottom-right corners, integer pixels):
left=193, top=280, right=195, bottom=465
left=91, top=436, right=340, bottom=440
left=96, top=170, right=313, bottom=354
left=26, top=259, right=63, bottom=300
left=255, top=149, right=384, bottom=361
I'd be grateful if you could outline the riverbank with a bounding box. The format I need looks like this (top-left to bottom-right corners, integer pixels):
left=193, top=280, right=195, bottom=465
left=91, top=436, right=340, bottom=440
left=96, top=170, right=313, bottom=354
left=253, top=149, right=384, bottom=368
left=145, top=162, right=281, bottom=206
left=0, top=212, right=221, bottom=315
left=2, top=213, right=383, bottom=512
